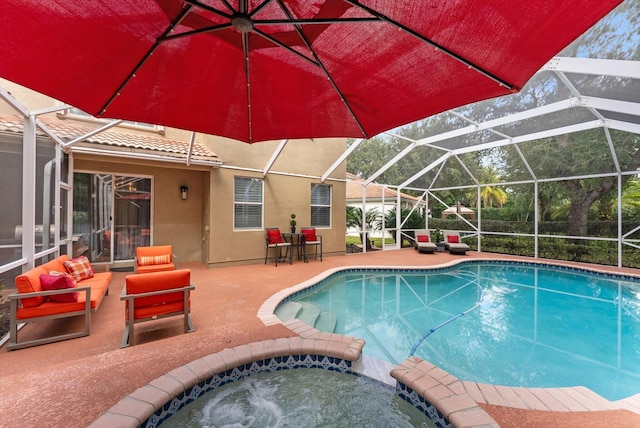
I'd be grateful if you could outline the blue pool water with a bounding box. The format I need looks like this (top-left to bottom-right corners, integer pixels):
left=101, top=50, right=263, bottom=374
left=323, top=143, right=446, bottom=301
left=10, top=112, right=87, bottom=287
left=279, top=262, right=640, bottom=401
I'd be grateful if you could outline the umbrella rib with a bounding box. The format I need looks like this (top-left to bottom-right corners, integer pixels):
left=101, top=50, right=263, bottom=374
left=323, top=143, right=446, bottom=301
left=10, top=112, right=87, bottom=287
left=184, top=0, right=233, bottom=18
left=161, top=23, right=232, bottom=41
left=98, top=5, right=194, bottom=116
left=253, top=17, right=380, bottom=25
left=343, top=0, right=515, bottom=90
left=242, top=31, right=253, bottom=143
left=249, top=0, right=276, bottom=17
left=274, top=0, right=368, bottom=138
left=252, top=28, right=319, bottom=66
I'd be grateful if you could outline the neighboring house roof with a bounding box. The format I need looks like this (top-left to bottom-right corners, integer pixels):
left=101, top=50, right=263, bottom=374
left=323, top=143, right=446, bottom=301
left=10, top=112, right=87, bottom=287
left=441, top=204, right=476, bottom=218
left=0, top=115, right=222, bottom=164
left=346, top=172, right=421, bottom=203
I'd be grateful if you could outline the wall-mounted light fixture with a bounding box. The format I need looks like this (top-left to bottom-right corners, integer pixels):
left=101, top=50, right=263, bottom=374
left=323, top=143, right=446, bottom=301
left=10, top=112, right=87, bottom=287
left=180, top=185, right=189, bottom=201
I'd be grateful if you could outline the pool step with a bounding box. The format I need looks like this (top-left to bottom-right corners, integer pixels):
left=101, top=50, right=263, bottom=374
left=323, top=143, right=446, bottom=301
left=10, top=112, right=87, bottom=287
left=314, top=311, right=337, bottom=333
left=275, top=301, right=337, bottom=333
left=274, top=301, right=302, bottom=321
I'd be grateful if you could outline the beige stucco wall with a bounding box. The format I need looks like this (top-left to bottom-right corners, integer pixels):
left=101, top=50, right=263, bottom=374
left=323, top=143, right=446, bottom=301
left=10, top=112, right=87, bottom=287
left=73, top=155, right=210, bottom=263
left=205, top=137, right=347, bottom=267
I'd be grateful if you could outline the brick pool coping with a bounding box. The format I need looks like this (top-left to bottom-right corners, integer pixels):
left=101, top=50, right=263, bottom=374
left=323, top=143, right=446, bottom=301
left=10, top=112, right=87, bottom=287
left=258, top=258, right=640, bottom=427
left=89, top=319, right=498, bottom=428
left=90, top=257, right=640, bottom=428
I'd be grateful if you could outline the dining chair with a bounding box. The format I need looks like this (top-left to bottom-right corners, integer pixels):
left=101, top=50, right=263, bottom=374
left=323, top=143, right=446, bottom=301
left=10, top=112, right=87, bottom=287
left=265, top=228, right=292, bottom=266
left=301, top=227, right=322, bottom=261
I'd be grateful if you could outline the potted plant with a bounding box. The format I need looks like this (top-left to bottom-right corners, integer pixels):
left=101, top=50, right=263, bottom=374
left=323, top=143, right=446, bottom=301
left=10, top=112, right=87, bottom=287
left=290, top=213, right=297, bottom=233
left=433, top=228, right=445, bottom=252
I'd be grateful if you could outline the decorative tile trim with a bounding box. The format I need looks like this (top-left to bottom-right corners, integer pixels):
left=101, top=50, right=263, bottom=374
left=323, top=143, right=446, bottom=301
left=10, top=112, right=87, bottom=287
left=91, top=337, right=454, bottom=428
left=391, top=356, right=499, bottom=428
left=260, top=258, right=640, bottom=326
left=140, top=354, right=355, bottom=428
left=396, top=382, right=453, bottom=428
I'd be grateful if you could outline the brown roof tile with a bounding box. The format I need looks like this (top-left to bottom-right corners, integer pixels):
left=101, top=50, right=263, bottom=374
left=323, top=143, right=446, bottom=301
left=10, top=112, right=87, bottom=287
left=346, top=173, right=420, bottom=201
left=0, top=115, right=221, bottom=162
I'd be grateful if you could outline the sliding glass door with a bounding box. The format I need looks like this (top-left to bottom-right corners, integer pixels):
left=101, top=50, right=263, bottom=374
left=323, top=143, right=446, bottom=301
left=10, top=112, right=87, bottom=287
left=73, top=173, right=151, bottom=263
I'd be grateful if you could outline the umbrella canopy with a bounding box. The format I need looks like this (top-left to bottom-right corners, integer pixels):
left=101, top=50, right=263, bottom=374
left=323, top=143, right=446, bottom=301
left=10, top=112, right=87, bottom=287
left=0, top=0, right=622, bottom=143
left=441, top=203, right=475, bottom=219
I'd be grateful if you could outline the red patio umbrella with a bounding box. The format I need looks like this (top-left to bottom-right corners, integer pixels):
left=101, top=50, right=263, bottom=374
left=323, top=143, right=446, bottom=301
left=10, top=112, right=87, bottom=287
left=0, top=0, right=622, bottom=143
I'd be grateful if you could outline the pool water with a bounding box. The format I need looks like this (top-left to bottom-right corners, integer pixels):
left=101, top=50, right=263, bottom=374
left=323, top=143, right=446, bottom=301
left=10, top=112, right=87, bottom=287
left=163, top=368, right=435, bottom=427
left=279, top=262, right=640, bottom=401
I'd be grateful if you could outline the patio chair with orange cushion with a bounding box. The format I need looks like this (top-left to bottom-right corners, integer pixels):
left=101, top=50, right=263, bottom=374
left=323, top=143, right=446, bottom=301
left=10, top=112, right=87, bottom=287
left=121, top=269, right=195, bottom=347
left=301, top=227, right=322, bottom=261
left=414, top=229, right=437, bottom=254
left=443, top=230, right=471, bottom=255
left=135, top=245, right=175, bottom=273
left=265, top=228, right=292, bottom=266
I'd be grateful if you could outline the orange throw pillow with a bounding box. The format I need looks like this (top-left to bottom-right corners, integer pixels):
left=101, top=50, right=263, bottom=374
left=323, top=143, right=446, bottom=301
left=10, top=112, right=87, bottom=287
left=138, top=254, right=171, bottom=266
left=64, top=256, right=95, bottom=282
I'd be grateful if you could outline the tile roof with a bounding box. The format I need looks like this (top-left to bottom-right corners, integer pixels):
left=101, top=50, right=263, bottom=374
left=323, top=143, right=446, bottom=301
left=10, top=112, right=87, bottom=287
left=0, top=115, right=221, bottom=163
left=346, top=173, right=420, bottom=202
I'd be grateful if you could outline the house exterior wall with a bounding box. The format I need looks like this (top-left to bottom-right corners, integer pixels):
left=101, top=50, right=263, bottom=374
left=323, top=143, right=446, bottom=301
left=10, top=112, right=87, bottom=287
left=205, top=137, right=347, bottom=267
left=73, top=155, right=209, bottom=263
left=1, top=79, right=348, bottom=269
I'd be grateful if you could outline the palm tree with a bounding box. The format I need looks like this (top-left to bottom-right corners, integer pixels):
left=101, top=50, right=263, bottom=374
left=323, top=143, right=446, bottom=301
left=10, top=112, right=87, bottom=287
left=384, top=207, right=426, bottom=247
left=346, top=206, right=382, bottom=250
left=481, top=185, right=508, bottom=208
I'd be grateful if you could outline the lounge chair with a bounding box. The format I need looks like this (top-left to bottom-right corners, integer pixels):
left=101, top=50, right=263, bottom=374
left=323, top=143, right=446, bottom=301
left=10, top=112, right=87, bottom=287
left=414, top=229, right=437, bottom=254
left=443, top=230, right=470, bottom=255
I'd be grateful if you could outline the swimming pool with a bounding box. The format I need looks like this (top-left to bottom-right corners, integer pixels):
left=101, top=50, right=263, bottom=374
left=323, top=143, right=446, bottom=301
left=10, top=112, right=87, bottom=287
left=275, top=261, right=640, bottom=401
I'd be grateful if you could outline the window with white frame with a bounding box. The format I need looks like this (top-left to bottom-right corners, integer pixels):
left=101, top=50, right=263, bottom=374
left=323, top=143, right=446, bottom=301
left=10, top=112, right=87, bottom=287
left=234, top=177, right=263, bottom=229
left=62, top=107, right=163, bottom=132
left=311, top=183, right=331, bottom=227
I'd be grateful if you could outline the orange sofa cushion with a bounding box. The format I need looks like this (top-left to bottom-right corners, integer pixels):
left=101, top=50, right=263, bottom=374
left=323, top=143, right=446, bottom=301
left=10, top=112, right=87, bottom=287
left=136, top=264, right=175, bottom=274
left=15, top=271, right=112, bottom=319
left=14, top=255, right=74, bottom=308
left=15, top=267, right=48, bottom=308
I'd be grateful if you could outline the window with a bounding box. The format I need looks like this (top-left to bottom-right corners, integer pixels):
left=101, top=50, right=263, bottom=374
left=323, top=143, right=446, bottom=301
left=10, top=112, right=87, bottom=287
left=234, top=177, right=263, bottom=229
left=311, top=184, right=331, bottom=227
left=61, top=107, right=163, bottom=132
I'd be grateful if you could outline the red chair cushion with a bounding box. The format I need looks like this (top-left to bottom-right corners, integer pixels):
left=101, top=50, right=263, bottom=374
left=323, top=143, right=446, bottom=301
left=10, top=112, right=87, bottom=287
left=417, top=235, right=429, bottom=242
left=302, top=228, right=316, bottom=242
left=268, top=229, right=283, bottom=244
left=447, top=235, right=460, bottom=244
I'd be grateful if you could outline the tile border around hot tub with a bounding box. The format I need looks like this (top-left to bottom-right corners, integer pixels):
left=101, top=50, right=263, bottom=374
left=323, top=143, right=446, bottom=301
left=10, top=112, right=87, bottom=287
left=89, top=322, right=496, bottom=428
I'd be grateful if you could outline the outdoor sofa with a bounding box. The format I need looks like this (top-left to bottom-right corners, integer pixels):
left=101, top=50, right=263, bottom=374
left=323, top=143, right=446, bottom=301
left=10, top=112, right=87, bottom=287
left=8, top=255, right=112, bottom=351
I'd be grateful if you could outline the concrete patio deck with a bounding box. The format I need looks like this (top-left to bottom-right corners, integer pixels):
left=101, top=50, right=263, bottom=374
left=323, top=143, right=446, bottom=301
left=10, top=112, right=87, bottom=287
left=1, top=248, right=639, bottom=427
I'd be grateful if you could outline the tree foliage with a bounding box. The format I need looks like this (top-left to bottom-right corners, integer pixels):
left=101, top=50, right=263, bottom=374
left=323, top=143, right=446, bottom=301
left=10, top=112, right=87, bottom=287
left=346, top=3, right=640, bottom=238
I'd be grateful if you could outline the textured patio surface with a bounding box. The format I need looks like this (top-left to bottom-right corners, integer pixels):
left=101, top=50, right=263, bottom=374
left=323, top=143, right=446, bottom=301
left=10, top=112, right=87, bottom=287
left=1, top=248, right=639, bottom=427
